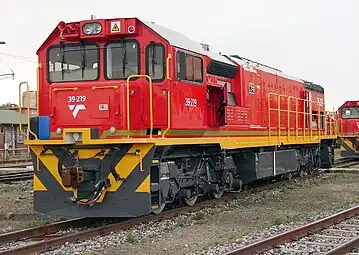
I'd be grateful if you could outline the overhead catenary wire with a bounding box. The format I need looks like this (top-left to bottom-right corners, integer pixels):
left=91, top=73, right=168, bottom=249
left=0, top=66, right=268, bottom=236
left=0, top=52, right=37, bottom=63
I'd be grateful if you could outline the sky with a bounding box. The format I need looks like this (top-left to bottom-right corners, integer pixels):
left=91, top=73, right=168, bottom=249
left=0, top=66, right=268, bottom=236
left=0, top=0, right=358, bottom=111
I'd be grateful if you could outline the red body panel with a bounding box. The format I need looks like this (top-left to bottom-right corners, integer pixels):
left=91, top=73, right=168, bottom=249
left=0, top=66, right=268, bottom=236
left=36, top=18, right=328, bottom=139
left=338, top=101, right=359, bottom=135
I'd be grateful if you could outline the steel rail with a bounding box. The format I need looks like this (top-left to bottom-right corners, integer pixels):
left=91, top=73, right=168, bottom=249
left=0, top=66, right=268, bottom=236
left=323, top=235, right=359, bottom=255
left=0, top=218, right=88, bottom=244
left=0, top=171, right=323, bottom=255
left=0, top=171, right=33, bottom=182
left=223, top=205, right=359, bottom=255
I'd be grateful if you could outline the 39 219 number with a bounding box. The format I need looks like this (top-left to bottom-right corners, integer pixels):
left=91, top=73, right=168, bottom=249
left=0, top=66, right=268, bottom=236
left=185, top=97, right=197, bottom=107
left=68, top=95, right=86, bottom=103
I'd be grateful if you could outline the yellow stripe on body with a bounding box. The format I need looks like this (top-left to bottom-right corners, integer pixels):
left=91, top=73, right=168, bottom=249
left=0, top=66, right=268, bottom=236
left=343, top=139, right=356, bottom=151
left=31, top=146, right=71, bottom=191
left=33, top=174, right=47, bottom=191
left=107, top=143, right=154, bottom=192
left=31, top=146, right=110, bottom=191
left=135, top=175, right=150, bottom=193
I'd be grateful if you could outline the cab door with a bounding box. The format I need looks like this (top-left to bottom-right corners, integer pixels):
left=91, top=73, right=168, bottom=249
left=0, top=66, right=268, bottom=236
left=170, top=50, right=207, bottom=133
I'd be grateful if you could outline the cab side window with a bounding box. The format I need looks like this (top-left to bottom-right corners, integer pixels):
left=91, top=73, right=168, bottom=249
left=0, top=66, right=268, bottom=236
left=177, top=51, right=203, bottom=83
left=146, top=43, right=165, bottom=81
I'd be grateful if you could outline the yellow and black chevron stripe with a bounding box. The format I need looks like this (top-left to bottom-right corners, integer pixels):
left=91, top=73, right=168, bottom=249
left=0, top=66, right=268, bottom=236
left=29, top=143, right=155, bottom=218
left=339, top=137, right=359, bottom=158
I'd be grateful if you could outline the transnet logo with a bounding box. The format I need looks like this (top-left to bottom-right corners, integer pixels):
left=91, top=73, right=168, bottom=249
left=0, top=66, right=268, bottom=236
left=68, top=104, right=86, bottom=118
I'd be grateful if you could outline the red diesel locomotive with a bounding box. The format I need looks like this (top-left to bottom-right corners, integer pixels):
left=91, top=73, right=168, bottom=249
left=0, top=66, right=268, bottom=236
left=22, top=17, right=338, bottom=217
left=337, top=101, right=359, bottom=158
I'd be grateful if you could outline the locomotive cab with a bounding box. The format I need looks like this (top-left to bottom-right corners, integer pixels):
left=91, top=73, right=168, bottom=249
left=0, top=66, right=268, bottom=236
left=29, top=18, right=180, bottom=216
left=36, top=18, right=172, bottom=140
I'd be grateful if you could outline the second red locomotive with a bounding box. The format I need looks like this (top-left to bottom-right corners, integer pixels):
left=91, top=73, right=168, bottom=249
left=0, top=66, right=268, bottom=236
left=22, top=17, right=338, bottom=217
left=337, top=101, right=359, bottom=158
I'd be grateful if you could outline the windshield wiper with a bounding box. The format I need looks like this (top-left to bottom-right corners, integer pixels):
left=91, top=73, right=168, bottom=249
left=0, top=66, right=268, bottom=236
left=151, top=41, right=156, bottom=76
left=354, top=107, right=359, bottom=117
left=121, top=41, right=127, bottom=77
left=81, top=41, right=87, bottom=79
left=60, top=42, right=65, bottom=80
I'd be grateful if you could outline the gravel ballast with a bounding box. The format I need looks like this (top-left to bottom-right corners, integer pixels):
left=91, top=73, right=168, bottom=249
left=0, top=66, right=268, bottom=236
left=31, top=172, right=359, bottom=255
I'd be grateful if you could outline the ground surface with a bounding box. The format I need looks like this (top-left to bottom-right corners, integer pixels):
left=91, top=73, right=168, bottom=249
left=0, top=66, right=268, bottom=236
left=18, top=171, right=349, bottom=255
left=1, top=149, right=357, bottom=255
left=95, top=173, right=359, bottom=255
left=0, top=180, right=64, bottom=233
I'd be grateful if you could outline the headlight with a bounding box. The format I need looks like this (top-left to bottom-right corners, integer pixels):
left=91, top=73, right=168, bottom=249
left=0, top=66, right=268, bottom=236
left=72, top=132, right=81, bottom=142
left=83, top=22, right=102, bottom=35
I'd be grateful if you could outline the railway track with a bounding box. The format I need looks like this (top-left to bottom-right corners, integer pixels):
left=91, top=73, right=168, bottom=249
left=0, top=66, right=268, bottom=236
left=0, top=171, right=324, bottom=255
left=333, top=157, right=359, bottom=168
left=0, top=159, right=32, bottom=168
left=0, top=162, right=358, bottom=254
left=0, top=170, right=33, bottom=182
left=0, top=218, right=90, bottom=245
left=224, top=205, right=359, bottom=255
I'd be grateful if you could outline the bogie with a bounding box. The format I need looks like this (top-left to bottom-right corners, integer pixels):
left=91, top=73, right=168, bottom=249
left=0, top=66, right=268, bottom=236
left=150, top=142, right=331, bottom=211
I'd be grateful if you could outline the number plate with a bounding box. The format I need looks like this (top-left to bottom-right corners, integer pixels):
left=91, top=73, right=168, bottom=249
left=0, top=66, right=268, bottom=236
left=185, top=97, right=197, bottom=107
left=68, top=95, right=87, bottom=103
left=99, top=104, right=108, bottom=111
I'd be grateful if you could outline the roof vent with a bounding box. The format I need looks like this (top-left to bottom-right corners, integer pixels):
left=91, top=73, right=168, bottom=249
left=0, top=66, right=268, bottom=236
left=200, top=43, right=210, bottom=51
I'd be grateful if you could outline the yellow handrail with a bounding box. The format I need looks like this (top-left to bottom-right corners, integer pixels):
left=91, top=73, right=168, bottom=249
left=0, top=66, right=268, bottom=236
left=53, top=87, right=78, bottom=92
left=162, top=91, right=171, bottom=137
left=295, top=98, right=298, bottom=137
left=126, top=74, right=153, bottom=138
left=92, top=85, right=119, bottom=90
left=268, top=95, right=271, bottom=137
left=267, top=92, right=338, bottom=139
left=287, top=96, right=291, bottom=139
left=166, top=53, right=172, bottom=80
left=36, top=64, right=41, bottom=116
left=278, top=95, right=281, bottom=139
left=19, top=82, right=38, bottom=140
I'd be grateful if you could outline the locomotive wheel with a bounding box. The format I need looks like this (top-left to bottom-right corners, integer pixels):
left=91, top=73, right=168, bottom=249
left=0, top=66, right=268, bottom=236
left=209, top=190, right=224, bottom=199
left=151, top=203, right=166, bottom=215
left=286, top=173, right=292, bottom=180
left=183, top=196, right=198, bottom=206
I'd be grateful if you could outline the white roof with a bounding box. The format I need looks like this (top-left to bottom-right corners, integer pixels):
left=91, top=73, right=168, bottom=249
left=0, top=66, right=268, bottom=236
left=227, top=55, right=303, bottom=83
left=142, top=20, right=236, bottom=66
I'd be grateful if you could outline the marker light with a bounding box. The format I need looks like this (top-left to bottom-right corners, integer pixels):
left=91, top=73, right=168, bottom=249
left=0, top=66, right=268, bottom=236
left=72, top=132, right=81, bottom=142
left=82, top=22, right=102, bottom=35
left=109, top=127, right=116, bottom=134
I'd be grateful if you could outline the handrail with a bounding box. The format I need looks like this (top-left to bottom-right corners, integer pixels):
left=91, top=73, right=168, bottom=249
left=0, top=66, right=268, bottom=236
left=267, top=92, right=338, bottom=139
left=92, top=85, right=119, bottom=90
left=126, top=74, right=153, bottom=138
left=19, top=82, right=38, bottom=140
left=36, top=64, right=40, bottom=116
left=162, top=91, right=171, bottom=137
left=53, top=87, right=78, bottom=92
left=166, top=53, right=172, bottom=80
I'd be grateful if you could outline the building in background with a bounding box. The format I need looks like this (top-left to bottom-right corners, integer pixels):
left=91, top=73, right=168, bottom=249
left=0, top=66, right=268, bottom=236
left=0, top=109, right=29, bottom=159
left=0, top=91, right=37, bottom=116
left=22, top=90, right=37, bottom=110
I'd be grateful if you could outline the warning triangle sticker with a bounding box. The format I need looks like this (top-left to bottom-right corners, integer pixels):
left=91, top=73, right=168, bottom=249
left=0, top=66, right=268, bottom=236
left=112, top=23, right=119, bottom=32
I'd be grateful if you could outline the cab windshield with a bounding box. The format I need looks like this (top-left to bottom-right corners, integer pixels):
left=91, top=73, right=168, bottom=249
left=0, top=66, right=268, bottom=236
left=342, top=107, right=359, bottom=119
left=47, top=43, right=99, bottom=82
left=105, top=40, right=140, bottom=79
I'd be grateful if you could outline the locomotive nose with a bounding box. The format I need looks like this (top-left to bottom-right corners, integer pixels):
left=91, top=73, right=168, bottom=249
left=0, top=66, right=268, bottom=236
left=51, top=84, right=123, bottom=134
